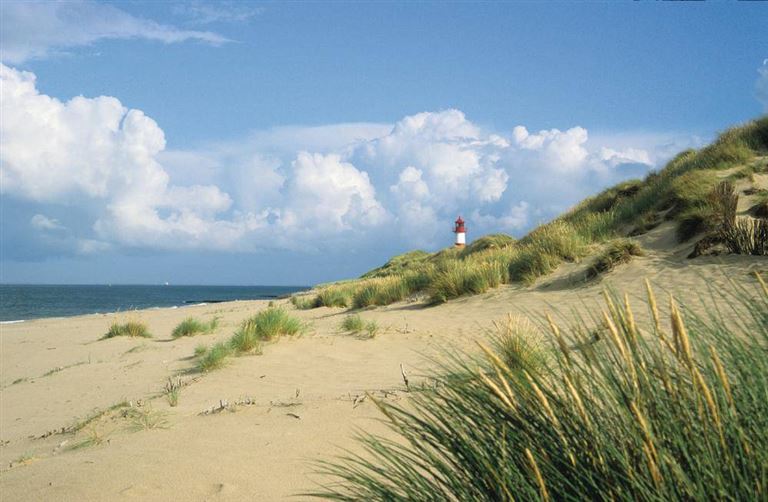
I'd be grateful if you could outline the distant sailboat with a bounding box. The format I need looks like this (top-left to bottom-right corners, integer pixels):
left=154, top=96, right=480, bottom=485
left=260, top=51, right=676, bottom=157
left=164, top=281, right=170, bottom=286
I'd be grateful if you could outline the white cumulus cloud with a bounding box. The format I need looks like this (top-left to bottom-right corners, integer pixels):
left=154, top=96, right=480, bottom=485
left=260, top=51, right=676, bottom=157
left=282, top=152, right=387, bottom=233
left=3, top=63, right=700, bottom=257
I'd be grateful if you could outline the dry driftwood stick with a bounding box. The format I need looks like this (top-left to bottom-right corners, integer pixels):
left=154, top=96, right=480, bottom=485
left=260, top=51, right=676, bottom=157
left=400, top=363, right=410, bottom=392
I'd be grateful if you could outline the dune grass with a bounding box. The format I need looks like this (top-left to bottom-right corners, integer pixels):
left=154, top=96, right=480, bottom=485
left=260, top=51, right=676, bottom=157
left=291, top=294, right=319, bottom=310
left=311, top=275, right=768, bottom=500
left=723, top=218, right=768, bottom=255
left=587, top=239, right=644, bottom=279
left=229, top=318, right=263, bottom=354
left=488, top=314, right=549, bottom=375
left=102, top=321, right=151, bottom=339
left=197, top=342, right=232, bottom=372
left=340, top=314, right=365, bottom=332
left=171, top=317, right=219, bottom=338
left=362, top=250, right=433, bottom=278
left=429, top=260, right=507, bottom=304
left=339, top=315, right=379, bottom=338
left=247, top=307, right=303, bottom=341
left=163, top=377, right=182, bottom=407
left=459, top=233, right=516, bottom=258
left=195, top=307, right=303, bottom=371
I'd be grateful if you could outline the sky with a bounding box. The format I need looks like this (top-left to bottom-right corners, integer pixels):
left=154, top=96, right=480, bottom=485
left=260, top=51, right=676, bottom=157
left=1, top=1, right=767, bottom=286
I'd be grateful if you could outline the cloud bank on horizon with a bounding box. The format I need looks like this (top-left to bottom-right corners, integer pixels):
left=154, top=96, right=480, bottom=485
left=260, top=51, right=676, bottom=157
left=1, top=63, right=702, bottom=259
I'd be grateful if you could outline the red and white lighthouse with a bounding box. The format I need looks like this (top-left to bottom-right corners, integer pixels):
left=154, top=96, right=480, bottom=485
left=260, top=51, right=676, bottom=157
left=454, top=216, right=466, bottom=247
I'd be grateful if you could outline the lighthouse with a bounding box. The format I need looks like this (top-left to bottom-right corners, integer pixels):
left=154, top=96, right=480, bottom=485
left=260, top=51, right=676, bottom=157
left=453, top=216, right=466, bottom=247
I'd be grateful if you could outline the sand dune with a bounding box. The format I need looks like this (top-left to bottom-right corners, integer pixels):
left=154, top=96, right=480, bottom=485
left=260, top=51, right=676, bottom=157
left=2, top=231, right=766, bottom=501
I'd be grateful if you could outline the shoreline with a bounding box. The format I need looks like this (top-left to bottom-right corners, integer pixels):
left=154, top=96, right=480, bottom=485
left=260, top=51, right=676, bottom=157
left=0, top=284, right=310, bottom=324
left=0, top=298, right=275, bottom=326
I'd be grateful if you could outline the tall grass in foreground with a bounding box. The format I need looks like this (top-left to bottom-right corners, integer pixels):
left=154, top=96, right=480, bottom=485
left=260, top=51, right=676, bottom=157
left=311, top=275, right=768, bottom=501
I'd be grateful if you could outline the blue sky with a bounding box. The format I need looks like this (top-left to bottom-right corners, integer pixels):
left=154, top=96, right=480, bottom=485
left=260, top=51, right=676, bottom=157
left=1, top=1, right=767, bottom=285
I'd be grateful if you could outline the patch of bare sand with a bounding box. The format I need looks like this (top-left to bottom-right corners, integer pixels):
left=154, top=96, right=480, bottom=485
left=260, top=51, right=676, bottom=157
left=1, top=248, right=766, bottom=500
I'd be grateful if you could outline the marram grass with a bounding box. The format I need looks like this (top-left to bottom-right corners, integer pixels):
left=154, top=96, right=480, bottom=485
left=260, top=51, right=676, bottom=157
left=310, top=275, right=768, bottom=501
left=102, top=320, right=151, bottom=339
left=195, top=307, right=303, bottom=371
left=171, top=316, right=219, bottom=338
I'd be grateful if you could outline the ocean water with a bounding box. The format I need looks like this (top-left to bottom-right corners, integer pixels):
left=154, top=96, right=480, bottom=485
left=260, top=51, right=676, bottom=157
left=0, top=284, right=309, bottom=323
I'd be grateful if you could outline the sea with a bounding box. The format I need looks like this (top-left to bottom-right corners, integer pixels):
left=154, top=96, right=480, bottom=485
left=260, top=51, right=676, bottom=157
left=0, top=284, right=309, bottom=323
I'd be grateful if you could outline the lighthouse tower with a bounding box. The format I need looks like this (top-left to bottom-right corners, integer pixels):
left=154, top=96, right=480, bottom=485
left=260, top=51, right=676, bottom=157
left=454, top=216, right=466, bottom=247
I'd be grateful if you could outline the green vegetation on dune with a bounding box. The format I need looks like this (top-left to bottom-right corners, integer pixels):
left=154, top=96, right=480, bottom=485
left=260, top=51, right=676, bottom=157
left=171, top=317, right=219, bottom=338
left=361, top=250, right=433, bottom=279
left=310, top=276, right=768, bottom=500
left=339, top=314, right=379, bottom=338
left=587, top=238, right=644, bottom=279
left=102, top=320, right=151, bottom=339
left=291, top=116, right=768, bottom=309
left=195, top=307, right=303, bottom=372
left=459, top=233, right=516, bottom=258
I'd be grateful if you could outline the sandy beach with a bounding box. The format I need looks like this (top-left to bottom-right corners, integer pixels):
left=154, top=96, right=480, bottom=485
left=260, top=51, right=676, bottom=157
left=2, top=221, right=766, bottom=501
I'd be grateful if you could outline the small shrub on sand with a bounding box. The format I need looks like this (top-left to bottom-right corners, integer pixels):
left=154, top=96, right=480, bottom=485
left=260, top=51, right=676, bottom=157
left=340, top=315, right=379, bottom=339
left=229, top=318, right=263, bottom=354
left=102, top=321, right=151, bottom=339
left=248, top=307, right=303, bottom=341
left=164, top=377, right=182, bottom=407
left=364, top=321, right=379, bottom=338
left=197, top=342, right=231, bottom=372
left=125, top=406, right=168, bottom=431
left=194, top=344, right=208, bottom=357
left=340, top=314, right=365, bottom=333
left=311, top=277, right=768, bottom=501
left=587, top=239, right=644, bottom=279
left=171, top=317, right=219, bottom=338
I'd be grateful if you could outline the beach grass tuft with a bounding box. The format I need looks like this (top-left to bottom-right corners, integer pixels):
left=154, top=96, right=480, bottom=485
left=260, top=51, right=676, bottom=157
left=194, top=343, right=208, bottom=357
left=246, top=307, right=303, bottom=341
left=196, top=307, right=303, bottom=371
left=340, top=314, right=365, bottom=333
left=229, top=318, right=263, bottom=354
left=171, top=317, right=219, bottom=338
left=125, top=406, right=168, bottom=431
left=197, top=342, right=232, bottom=372
left=164, top=377, right=182, bottom=407
left=102, top=320, right=151, bottom=339
left=587, top=239, right=644, bottom=279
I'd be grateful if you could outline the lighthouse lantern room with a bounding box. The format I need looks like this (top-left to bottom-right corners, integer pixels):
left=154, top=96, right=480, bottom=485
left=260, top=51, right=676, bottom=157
left=454, top=216, right=466, bottom=247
